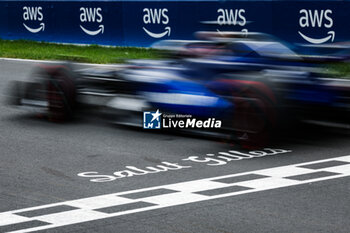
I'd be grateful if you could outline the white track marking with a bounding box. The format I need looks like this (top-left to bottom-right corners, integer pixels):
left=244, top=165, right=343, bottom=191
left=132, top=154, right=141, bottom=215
left=257, top=166, right=312, bottom=177
left=322, top=164, right=350, bottom=174
left=1, top=155, right=350, bottom=233
left=67, top=195, right=134, bottom=209
left=166, top=180, right=228, bottom=192
left=0, top=57, right=123, bottom=68
left=0, top=214, right=29, bottom=226
left=36, top=210, right=108, bottom=225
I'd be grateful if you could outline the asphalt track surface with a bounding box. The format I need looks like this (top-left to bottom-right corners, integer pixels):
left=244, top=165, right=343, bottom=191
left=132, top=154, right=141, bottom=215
left=0, top=59, right=350, bottom=233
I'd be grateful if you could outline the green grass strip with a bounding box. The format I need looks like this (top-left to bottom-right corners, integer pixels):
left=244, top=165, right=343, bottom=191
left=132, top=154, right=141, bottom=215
left=1, top=39, right=350, bottom=78
left=0, top=39, right=158, bottom=64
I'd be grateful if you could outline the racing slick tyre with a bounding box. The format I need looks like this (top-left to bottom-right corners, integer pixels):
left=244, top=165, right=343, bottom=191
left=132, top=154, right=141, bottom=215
left=231, top=83, right=277, bottom=149
left=6, top=81, right=24, bottom=106
left=27, top=65, right=77, bottom=121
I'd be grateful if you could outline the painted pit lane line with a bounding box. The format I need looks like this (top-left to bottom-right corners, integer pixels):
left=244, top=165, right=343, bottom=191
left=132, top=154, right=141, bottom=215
left=1, top=155, right=350, bottom=233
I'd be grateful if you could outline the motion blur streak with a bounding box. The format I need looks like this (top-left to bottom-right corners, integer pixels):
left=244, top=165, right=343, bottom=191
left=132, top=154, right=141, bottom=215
left=6, top=31, right=350, bottom=148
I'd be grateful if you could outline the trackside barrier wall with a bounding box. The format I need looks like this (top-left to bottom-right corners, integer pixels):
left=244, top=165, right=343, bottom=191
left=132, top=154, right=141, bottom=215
left=0, top=0, right=349, bottom=47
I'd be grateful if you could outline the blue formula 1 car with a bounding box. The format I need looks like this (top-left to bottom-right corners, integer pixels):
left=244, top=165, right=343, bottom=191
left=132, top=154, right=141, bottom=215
left=7, top=32, right=350, bottom=147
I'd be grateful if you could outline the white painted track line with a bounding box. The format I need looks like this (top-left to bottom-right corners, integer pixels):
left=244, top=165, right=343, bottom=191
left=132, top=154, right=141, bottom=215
left=1, top=155, right=350, bottom=233
left=0, top=57, right=124, bottom=68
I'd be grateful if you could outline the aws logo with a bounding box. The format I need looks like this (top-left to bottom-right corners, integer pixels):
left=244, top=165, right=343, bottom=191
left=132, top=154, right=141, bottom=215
left=217, top=9, right=248, bottom=35
left=142, top=8, right=170, bottom=38
left=298, top=9, right=335, bottom=44
left=80, top=7, right=104, bottom=36
left=201, top=9, right=248, bottom=35
left=217, top=9, right=246, bottom=26
left=23, top=6, right=44, bottom=33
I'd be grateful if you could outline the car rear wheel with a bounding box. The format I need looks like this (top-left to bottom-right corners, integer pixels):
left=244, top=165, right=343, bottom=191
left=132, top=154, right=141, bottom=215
left=231, top=85, right=277, bottom=149
left=26, top=65, right=77, bottom=121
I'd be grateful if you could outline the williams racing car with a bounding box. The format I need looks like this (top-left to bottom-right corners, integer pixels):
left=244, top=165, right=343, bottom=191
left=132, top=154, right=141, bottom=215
left=7, top=32, right=350, bottom=147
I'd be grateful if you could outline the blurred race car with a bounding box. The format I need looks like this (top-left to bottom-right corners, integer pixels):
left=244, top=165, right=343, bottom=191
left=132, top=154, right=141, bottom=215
left=7, top=32, right=350, bottom=147
left=151, top=39, right=228, bottom=58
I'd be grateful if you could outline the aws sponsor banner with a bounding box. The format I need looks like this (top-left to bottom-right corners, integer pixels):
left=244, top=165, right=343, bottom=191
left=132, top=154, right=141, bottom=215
left=1, top=1, right=124, bottom=44
left=271, top=2, right=342, bottom=45
left=0, top=1, right=349, bottom=47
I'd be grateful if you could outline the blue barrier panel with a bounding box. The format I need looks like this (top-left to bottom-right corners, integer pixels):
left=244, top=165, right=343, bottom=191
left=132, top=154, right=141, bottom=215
left=0, top=0, right=349, bottom=47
